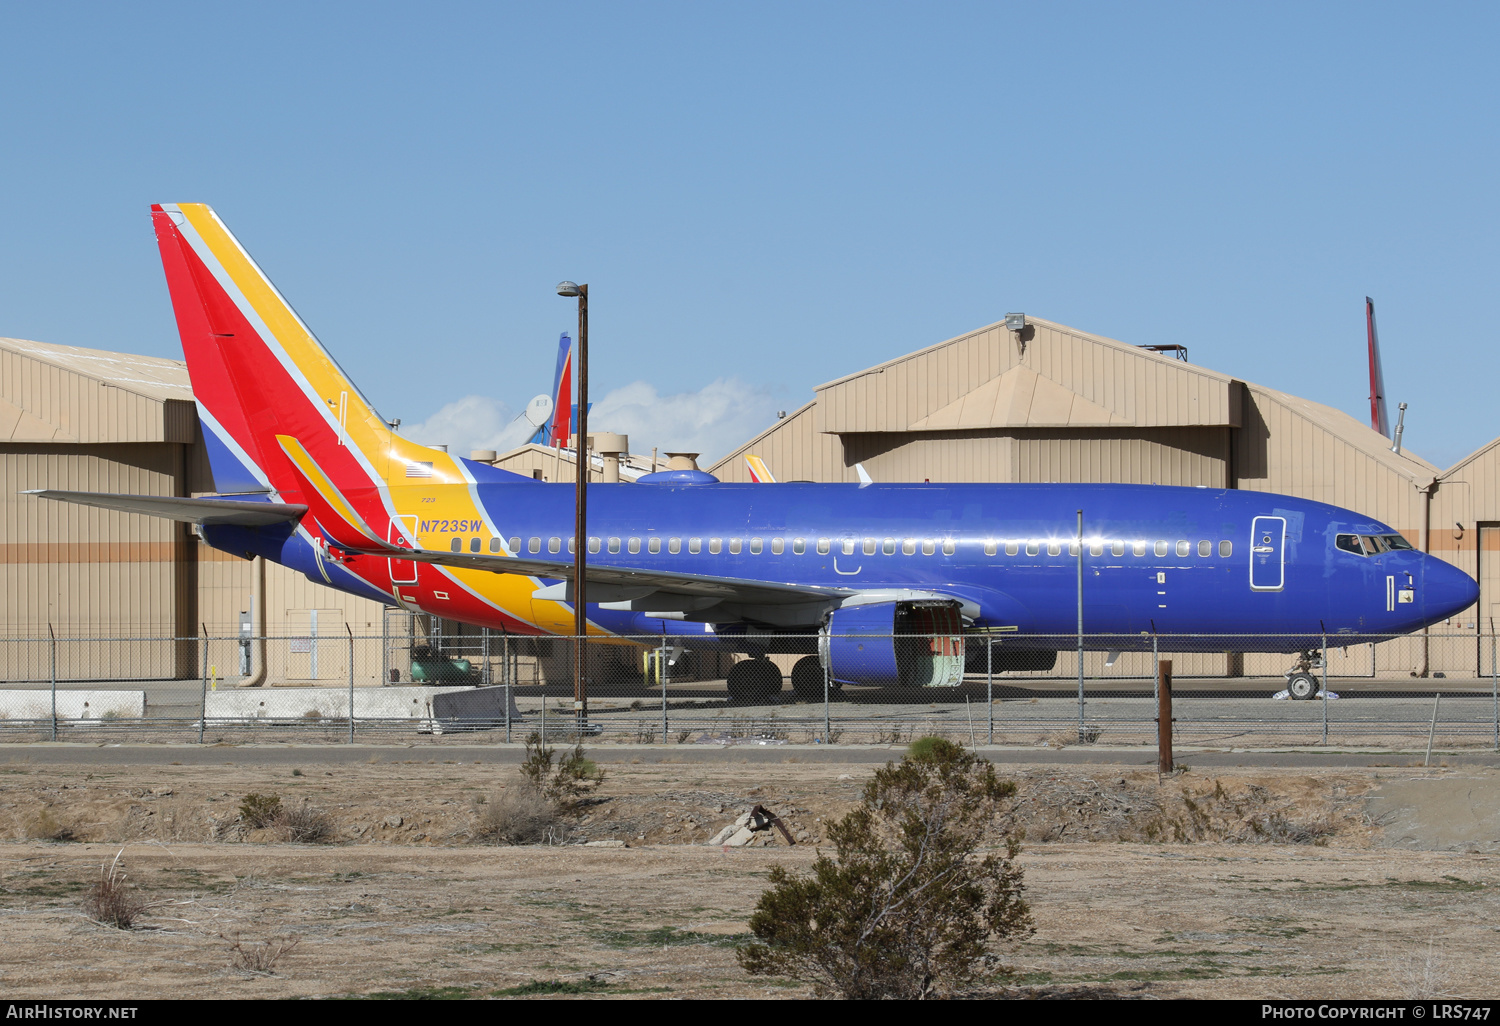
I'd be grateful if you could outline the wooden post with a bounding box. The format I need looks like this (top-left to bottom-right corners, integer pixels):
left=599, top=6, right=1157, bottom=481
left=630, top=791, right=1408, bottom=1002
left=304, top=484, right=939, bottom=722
left=1157, top=659, right=1173, bottom=774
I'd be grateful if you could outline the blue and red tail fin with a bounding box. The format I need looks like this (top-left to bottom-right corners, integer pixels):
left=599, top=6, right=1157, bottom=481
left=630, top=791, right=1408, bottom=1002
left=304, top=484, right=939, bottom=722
left=150, top=203, right=473, bottom=509
left=548, top=332, right=573, bottom=447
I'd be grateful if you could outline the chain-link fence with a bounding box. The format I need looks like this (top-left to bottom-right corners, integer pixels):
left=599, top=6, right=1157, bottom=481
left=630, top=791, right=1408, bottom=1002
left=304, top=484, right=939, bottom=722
left=0, top=626, right=1495, bottom=749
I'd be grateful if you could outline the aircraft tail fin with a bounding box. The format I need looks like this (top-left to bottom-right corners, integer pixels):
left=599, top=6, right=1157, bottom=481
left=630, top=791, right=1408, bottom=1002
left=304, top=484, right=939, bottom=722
left=1366, top=296, right=1391, bottom=438
left=150, top=203, right=471, bottom=507
left=745, top=454, right=776, bottom=483
left=548, top=332, right=573, bottom=447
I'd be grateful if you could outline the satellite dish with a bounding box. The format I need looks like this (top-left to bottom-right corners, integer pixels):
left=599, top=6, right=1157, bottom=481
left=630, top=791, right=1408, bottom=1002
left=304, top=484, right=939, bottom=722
left=523, top=394, right=554, bottom=428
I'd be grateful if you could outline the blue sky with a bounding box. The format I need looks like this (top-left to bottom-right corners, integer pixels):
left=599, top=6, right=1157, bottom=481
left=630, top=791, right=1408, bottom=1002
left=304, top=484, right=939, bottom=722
left=1, top=2, right=1496, bottom=466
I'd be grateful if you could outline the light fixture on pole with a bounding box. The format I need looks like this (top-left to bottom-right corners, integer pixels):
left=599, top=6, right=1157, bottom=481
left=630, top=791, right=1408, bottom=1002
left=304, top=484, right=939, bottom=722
left=557, top=281, right=589, bottom=732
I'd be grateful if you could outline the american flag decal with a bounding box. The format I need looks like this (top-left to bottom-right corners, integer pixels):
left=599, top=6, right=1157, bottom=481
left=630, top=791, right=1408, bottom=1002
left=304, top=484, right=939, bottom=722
left=405, top=461, right=434, bottom=478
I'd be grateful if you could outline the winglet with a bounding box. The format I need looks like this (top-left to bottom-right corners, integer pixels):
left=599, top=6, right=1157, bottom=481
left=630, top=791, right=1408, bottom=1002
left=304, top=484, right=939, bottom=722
left=855, top=463, right=873, bottom=488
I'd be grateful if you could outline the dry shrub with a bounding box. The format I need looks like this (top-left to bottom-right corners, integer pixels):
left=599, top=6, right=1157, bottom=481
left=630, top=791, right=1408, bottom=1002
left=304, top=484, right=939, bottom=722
left=83, top=851, right=149, bottom=929
left=272, top=802, right=335, bottom=844
left=518, top=733, right=603, bottom=807
left=239, top=793, right=283, bottom=828
left=224, top=932, right=301, bottom=974
left=27, top=808, right=77, bottom=842
left=740, top=738, right=1033, bottom=999
left=472, top=784, right=557, bottom=845
left=1391, top=939, right=1452, bottom=999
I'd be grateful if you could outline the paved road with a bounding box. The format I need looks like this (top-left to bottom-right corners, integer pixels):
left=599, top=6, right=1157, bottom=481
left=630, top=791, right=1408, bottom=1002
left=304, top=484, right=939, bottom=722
left=2, top=743, right=1497, bottom=769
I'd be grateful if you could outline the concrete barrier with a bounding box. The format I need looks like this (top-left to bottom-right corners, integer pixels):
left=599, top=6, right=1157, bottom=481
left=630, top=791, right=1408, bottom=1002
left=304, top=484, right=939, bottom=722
left=205, top=685, right=523, bottom=733
left=0, top=690, right=146, bottom=721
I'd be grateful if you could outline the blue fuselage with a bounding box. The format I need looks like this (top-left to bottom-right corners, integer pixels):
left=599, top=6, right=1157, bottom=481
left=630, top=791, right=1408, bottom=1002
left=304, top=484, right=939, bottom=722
left=208, top=478, right=1479, bottom=653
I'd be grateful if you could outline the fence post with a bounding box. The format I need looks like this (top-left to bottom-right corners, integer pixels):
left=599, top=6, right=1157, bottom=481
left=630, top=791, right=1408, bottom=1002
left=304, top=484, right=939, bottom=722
left=346, top=624, right=355, bottom=744
left=1151, top=631, right=1159, bottom=703
left=380, top=613, right=389, bottom=688
left=199, top=624, right=209, bottom=745
left=1425, top=693, right=1442, bottom=767
left=1491, top=620, right=1497, bottom=752
left=1320, top=627, right=1329, bottom=746
left=823, top=650, right=831, bottom=743
left=660, top=632, right=668, bottom=744
left=48, top=624, right=56, bottom=742
left=503, top=628, right=511, bottom=744
left=1157, top=659, right=1173, bottom=774
left=986, top=635, right=993, bottom=746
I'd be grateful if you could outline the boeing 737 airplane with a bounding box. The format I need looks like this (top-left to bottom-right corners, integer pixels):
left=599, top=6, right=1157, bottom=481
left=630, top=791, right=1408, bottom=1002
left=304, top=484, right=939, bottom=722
left=29, top=205, right=1479, bottom=704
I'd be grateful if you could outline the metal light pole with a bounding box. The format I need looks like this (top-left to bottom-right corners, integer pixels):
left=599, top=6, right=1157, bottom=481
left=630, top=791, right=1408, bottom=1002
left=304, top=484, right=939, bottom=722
left=1077, top=509, right=1085, bottom=743
left=557, top=281, right=589, bottom=732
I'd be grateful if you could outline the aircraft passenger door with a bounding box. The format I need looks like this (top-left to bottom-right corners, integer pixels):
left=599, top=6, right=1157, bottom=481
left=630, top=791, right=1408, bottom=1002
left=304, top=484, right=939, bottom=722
left=1249, top=516, right=1286, bottom=592
left=388, top=516, right=419, bottom=586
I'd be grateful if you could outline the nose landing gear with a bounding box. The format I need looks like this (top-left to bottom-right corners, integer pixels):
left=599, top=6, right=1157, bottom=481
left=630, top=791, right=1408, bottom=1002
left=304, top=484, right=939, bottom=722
left=1284, top=650, right=1324, bottom=700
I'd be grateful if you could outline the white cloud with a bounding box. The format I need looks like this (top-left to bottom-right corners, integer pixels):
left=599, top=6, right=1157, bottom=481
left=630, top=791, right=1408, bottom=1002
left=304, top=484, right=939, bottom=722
left=402, top=394, right=535, bottom=455
left=403, top=377, right=782, bottom=464
left=589, top=377, right=781, bottom=463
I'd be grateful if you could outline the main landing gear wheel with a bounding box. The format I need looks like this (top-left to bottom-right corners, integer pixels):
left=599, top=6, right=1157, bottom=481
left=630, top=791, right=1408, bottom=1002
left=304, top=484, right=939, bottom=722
left=791, top=656, right=825, bottom=703
left=1287, top=673, right=1320, bottom=700
left=727, top=658, right=783, bottom=705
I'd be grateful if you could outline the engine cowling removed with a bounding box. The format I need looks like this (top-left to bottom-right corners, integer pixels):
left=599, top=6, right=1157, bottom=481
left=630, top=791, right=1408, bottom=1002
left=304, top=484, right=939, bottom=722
left=818, top=600, right=964, bottom=687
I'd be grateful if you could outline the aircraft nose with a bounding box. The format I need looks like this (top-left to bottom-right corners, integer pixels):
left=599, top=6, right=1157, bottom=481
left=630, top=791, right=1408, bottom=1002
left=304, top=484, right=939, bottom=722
left=1423, top=556, right=1479, bottom=623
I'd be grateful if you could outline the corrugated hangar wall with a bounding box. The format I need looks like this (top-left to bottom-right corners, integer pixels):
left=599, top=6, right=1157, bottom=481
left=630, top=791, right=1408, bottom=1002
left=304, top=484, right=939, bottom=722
left=0, top=337, right=387, bottom=681
left=710, top=315, right=1484, bottom=678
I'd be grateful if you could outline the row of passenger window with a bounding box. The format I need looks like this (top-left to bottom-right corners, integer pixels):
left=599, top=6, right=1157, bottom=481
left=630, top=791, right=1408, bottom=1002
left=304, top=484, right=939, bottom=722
left=448, top=535, right=1234, bottom=559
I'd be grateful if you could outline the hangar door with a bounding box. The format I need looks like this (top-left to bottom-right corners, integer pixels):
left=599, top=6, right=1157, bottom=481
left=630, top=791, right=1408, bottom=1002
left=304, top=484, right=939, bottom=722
left=281, top=608, right=348, bottom=682
left=1479, top=525, right=1500, bottom=675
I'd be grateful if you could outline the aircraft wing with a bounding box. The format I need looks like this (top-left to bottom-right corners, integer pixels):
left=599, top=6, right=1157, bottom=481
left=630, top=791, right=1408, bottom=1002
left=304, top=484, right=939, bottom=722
left=353, top=544, right=851, bottom=608
left=26, top=490, right=308, bottom=526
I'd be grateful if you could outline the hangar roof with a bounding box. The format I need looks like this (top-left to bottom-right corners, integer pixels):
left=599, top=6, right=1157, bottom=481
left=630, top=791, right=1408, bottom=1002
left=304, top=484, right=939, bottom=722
left=712, top=314, right=1438, bottom=488
left=0, top=337, right=195, bottom=444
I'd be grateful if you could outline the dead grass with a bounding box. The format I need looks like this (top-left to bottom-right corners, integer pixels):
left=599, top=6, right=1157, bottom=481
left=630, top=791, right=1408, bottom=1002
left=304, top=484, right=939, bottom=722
left=25, top=808, right=77, bottom=842
left=81, top=851, right=149, bottom=929
left=472, top=785, right=558, bottom=845
left=1002, top=772, right=1365, bottom=846
left=224, top=932, right=302, bottom=975
left=272, top=803, right=335, bottom=844
left=1391, top=939, right=1453, bottom=999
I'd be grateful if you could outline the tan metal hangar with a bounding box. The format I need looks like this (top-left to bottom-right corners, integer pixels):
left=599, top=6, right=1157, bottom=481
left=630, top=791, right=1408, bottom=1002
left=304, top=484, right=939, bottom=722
left=5, top=307, right=1498, bottom=679
left=0, top=336, right=387, bottom=681
left=709, top=314, right=1494, bottom=678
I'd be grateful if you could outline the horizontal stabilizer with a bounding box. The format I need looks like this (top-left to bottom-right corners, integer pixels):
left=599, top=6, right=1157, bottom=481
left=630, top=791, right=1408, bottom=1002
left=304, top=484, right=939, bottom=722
left=25, top=490, right=307, bottom=526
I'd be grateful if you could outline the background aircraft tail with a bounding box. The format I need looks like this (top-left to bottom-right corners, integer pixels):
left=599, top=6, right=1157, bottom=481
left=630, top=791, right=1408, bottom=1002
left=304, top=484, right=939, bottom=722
left=1366, top=296, right=1390, bottom=439
left=150, top=204, right=468, bottom=512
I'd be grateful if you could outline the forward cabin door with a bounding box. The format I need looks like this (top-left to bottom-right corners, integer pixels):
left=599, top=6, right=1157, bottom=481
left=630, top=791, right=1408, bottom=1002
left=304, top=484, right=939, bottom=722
left=1250, top=516, right=1287, bottom=592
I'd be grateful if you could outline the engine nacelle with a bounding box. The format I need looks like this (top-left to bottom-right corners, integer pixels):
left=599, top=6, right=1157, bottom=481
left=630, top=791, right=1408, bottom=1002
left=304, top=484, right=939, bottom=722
left=819, top=600, right=964, bottom=687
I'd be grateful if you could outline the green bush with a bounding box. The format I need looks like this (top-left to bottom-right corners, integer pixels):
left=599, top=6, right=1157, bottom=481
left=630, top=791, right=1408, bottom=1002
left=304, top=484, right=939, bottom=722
left=738, top=737, right=1032, bottom=999
left=518, top=733, right=604, bottom=807
left=239, top=793, right=283, bottom=829
left=905, top=735, right=948, bottom=761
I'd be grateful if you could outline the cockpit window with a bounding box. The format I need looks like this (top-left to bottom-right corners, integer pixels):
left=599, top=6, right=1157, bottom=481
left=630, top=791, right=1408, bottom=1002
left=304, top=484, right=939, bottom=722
left=1337, top=533, right=1413, bottom=556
